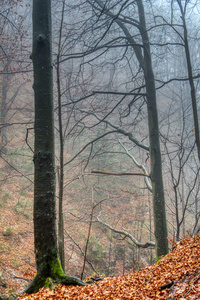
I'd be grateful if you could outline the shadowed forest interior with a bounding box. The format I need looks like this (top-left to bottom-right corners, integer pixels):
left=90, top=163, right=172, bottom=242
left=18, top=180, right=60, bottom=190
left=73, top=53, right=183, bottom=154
left=0, top=0, right=200, bottom=298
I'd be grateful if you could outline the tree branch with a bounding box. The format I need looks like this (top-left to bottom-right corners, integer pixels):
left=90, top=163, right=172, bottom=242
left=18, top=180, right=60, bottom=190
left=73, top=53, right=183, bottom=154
left=91, top=170, right=150, bottom=177
left=81, top=110, right=149, bottom=151
left=96, top=215, right=155, bottom=248
left=118, top=139, right=152, bottom=192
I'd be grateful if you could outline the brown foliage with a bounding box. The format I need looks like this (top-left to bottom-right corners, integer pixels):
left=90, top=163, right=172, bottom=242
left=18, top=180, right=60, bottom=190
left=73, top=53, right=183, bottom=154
left=18, top=235, right=200, bottom=299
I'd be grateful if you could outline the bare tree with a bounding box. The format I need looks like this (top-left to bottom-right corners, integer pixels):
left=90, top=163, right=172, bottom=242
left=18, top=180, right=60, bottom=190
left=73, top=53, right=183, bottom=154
left=56, top=0, right=66, bottom=272
left=73, top=0, right=168, bottom=257
left=175, top=0, right=200, bottom=161
left=24, top=0, right=85, bottom=293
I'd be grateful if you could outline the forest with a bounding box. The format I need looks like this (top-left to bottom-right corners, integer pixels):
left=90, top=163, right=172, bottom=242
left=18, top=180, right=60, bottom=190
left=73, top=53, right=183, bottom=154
left=0, top=0, right=200, bottom=298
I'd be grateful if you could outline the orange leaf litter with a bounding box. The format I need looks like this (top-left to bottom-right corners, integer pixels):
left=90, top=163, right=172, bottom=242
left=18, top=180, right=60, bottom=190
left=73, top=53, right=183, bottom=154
left=18, top=235, right=200, bottom=299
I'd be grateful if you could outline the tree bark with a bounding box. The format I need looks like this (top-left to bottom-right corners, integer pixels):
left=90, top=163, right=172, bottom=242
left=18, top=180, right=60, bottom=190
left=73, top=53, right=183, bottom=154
left=23, top=0, right=85, bottom=293
left=57, top=0, right=65, bottom=272
left=176, top=0, right=200, bottom=162
left=136, top=0, right=168, bottom=257
left=0, top=65, right=9, bottom=153
left=32, top=0, right=57, bottom=272
left=87, top=0, right=168, bottom=257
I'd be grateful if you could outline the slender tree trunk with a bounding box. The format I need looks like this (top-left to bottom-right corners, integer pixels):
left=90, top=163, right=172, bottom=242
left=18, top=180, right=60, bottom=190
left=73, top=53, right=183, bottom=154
left=88, top=0, right=169, bottom=257
left=0, top=67, right=8, bottom=153
left=136, top=0, right=168, bottom=257
left=174, top=185, right=180, bottom=241
left=177, top=0, right=200, bottom=162
left=57, top=0, right=65, bottom=272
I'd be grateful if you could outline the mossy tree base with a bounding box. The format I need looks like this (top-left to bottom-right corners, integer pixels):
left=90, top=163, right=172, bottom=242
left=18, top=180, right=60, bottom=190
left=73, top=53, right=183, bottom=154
left=29, top=0, right=86, bottom=296
left=23, top=255, right=86, bottom=294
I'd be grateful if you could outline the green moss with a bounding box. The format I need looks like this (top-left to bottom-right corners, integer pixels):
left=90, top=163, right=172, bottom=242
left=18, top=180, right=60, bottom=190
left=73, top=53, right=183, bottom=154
left=44, top=277, right=57, bottom=290
left=155, top=256, right=162, bottom=264
left=49, top=255, right=65, bottom=278
left=23, top=274, right=46, bottom=294
left=23, top=254, right=86, bottom=295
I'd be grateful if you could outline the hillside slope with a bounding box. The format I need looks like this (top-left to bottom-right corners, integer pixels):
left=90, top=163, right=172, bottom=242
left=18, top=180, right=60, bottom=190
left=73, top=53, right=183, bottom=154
left=17, top=235, right=200, bottom=299
left=0, top=186, right=35, bottom=299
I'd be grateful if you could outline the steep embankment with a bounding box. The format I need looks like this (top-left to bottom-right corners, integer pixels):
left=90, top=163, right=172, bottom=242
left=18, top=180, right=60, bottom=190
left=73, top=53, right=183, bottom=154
left=18, top=235, right=200, bottom=299
left=0, top=186, right=36, bottom=299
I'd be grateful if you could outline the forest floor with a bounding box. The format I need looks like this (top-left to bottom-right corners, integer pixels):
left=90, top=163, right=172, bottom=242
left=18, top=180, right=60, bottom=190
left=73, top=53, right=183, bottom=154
left=16, top=234, right=200, bottom=299
left=1, top=187, right=200, bottom=299
left=0, top=185, right=36, bottom=300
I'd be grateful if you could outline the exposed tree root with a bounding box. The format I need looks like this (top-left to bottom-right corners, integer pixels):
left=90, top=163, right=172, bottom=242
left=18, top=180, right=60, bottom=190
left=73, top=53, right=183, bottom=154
left=22, top=255, right=86, bottom=294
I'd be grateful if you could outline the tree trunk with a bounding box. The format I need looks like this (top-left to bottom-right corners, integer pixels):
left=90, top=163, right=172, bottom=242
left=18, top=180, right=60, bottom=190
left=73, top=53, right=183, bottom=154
left=0, top=67, right=9, bottom=153
left=24, top=0, right=85, bottom=294
left=136, top=0, right=168, bottom=257
left=176, top=0, right=200, bottom=162
left=88, top=0, right=169, bottom=258
left=57, top=0, right=65, bottom=272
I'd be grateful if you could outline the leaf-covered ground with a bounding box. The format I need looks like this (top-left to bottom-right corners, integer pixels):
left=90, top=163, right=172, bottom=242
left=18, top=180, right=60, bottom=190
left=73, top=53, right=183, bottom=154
left=18, top=235, right=200, bottom=299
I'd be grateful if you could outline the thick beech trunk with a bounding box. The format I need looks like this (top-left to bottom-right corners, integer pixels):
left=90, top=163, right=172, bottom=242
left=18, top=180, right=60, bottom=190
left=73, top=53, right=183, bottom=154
left=32, top=0, right=57, bottom=272
left=24, top=0, right=85, bottom=293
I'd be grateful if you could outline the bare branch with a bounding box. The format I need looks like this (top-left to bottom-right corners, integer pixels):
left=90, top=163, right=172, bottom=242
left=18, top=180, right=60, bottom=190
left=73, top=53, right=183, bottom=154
left=0, top=156, right=33, bottom=184
left=118, top=139, right=152, bottom=192
left=64, top=230, right=97, bottom=274
left=92, top=90, right=146, bottom=96
left=26, top=128, right=34, bottom=153
left=63, top=130, right=117, bottom=166
left=96, top=215, right=155, bottom=248
left=81, top=110, right=149, bottom=151
left=91, top=170, right=150, bottom=177
left=156, top=73, right=200, bottom=89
